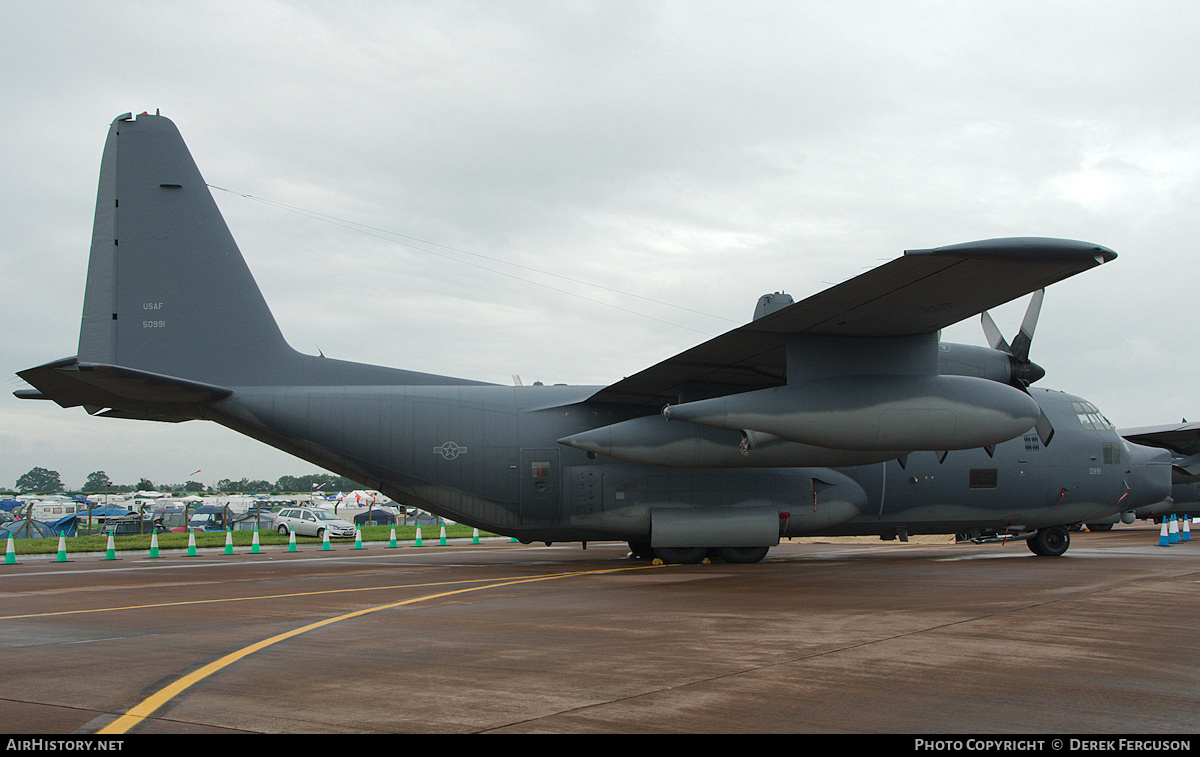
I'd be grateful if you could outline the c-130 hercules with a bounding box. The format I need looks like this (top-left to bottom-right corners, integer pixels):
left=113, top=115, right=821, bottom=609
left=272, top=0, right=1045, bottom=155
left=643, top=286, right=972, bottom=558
left=16, top=112, right=1173, bottom=562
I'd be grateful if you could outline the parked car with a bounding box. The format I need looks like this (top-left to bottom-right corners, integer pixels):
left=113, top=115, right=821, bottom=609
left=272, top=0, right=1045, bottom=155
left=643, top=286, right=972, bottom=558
left=404, top=508, right=454, bottom=527
left=103, top=513, right=153, bottom=535
left=152, top=507, right=188, bottom=533
left=273, top=507, right=357, bottom=539
left=187, top=513, right=221, bottom=532
left=353, top=508, right=400, bottom=526
left=231, top=512, right=275, bottom=531
left=182, top=504, right=239, bottom=532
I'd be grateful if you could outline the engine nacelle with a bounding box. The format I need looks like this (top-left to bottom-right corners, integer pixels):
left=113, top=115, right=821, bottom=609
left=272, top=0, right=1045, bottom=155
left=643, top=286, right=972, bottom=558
left=939, top=342, right=1046, bottom=386
left=663, top=374, right=1040, bottom=452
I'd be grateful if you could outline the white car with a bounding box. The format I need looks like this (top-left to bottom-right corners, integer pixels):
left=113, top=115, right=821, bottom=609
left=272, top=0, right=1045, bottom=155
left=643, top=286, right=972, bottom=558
left=274, top=507, right=357, bottom=539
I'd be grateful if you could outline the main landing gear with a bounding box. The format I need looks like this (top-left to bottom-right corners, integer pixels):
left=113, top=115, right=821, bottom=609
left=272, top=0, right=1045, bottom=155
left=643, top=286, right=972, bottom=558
left=628, top=542, right=770, bottom=564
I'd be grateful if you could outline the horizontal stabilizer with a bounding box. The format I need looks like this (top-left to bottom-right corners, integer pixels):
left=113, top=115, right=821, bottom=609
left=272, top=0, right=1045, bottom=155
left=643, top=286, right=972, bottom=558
left=16, top=357, right=231, bottom=422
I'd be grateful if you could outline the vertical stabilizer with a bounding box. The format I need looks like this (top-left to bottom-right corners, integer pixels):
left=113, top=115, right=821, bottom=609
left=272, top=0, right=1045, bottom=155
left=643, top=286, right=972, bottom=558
left=79, top=113, right=290, bottom=383
left=78, top=113, right=291, bottom=386
left=20, top=111, right=490, bottom=413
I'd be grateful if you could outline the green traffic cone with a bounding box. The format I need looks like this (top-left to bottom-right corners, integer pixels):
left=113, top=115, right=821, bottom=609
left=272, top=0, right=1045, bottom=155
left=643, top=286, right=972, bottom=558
left=225, top=529, right=235, bottom=555
left=104, top=532, right=117, bottom=560
left=439, top=525, right=447, bottom=546
left=353, top=528, right=364, bottom=550
left=415, top=526, right=423, bottom=547
left=472, top=528, right=480, bottom=545
left=56, top=535, right=68, bottom=562
left=388, top=526, right=397, bottom=549
left=322, top=528, right=331, bottom=551
left=5, top=535, right=16, bottom=565
left=149, top=531, right=160, bottom=559
left=187, top=531, right=198, bottom=556
left=251, top=526, right=261, bottom=554
left=287, top=529, right=298, bottom=552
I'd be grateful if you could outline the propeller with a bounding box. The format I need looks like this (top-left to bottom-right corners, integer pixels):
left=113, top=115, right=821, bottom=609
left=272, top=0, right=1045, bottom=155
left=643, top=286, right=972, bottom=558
left=982, top=288, right=1046, bottom=385
left=981, top=289, right=1054, bottom=446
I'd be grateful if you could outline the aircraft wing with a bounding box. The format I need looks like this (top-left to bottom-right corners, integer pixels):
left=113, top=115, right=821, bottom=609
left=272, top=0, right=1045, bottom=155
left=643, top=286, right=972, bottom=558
left=589, top=238, right=1115, bottom=407
left=1121, top=422, right=1200, bottom=483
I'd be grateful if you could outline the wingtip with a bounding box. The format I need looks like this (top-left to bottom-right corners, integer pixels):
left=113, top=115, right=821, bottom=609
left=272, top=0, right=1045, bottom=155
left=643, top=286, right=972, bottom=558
left=905, top=237, right=1117, bottom=264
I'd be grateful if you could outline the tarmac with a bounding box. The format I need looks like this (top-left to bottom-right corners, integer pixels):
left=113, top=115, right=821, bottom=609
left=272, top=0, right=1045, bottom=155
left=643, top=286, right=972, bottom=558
left=0, top=524, right=1195, bottom=735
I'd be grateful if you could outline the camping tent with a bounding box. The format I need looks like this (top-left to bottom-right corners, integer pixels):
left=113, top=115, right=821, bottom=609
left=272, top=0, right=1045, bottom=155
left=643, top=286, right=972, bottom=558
left=340, top=490, right=378, bottom=506
left=0, top=519, right=58, bottom=539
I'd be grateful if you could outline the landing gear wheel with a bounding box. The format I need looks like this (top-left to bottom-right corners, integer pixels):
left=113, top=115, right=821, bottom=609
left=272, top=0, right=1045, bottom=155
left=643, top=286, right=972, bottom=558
left=654, top=547, right=708, bottom=564
left=1028, top=525, right=1070, bottom=556
left=628, top=541, right=655, bottom=559
left=714, top=546, right=770, bottom=564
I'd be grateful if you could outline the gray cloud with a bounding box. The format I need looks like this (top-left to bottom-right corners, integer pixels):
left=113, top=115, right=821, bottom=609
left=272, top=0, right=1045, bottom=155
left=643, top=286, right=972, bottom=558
left=4, top=1, right=1198, bottom=489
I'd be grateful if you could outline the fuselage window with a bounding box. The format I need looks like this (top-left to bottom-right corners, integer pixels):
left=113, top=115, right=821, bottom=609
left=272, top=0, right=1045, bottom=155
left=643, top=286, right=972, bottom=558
left=1103, top=442, right=1122, bottom=465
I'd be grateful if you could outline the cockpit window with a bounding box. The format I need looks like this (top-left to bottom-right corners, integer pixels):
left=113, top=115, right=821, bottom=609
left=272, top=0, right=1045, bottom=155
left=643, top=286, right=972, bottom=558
left=1072, top=401, right=1114, bottom=430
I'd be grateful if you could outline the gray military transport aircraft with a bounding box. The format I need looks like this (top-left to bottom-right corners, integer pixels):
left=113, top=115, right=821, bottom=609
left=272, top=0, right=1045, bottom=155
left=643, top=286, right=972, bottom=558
left=15, top=112, right=1174, bottom=563
left=1115, top=422, right=1200, bottom=522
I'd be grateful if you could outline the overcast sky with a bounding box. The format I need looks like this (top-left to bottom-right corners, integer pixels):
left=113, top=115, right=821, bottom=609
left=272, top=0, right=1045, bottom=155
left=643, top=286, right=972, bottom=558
left=3, top=1, right=1199, bottom=491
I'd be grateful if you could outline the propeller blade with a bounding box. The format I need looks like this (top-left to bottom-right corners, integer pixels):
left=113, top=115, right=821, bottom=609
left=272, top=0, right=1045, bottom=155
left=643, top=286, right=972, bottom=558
left=982, top=289, right=1054, bottom=445
left=981, top=310, right=1009, bottom=353
left=981, top=290, right=1046, bottom=386
left=1035, top=407, right=1055, bottom=447
left=1010, top=289, right=1043, bottom=363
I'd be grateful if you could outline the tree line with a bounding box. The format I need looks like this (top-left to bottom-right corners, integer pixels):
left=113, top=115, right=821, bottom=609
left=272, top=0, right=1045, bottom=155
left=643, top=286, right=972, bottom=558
left=10, top=467, right=368, bottom=495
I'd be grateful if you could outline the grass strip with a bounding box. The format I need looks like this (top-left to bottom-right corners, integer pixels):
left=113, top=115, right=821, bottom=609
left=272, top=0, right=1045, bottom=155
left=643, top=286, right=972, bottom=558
left=2, top=524, right=496, bottom=556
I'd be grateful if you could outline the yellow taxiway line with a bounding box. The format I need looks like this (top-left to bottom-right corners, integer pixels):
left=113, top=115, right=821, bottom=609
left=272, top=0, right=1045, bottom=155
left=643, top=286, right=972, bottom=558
left=95, top=564, right=660, bottom=734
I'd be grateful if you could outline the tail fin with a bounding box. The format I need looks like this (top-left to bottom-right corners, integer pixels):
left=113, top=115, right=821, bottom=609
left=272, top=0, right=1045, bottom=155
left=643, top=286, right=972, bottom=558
left=17, top=112, right=488, bottom=418
left=79, top=112, right=291, bottom=386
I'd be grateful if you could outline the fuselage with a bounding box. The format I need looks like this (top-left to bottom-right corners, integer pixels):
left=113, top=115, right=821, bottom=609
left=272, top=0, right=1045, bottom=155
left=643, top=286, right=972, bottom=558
left=199, top=381, right=1172, bottom=544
